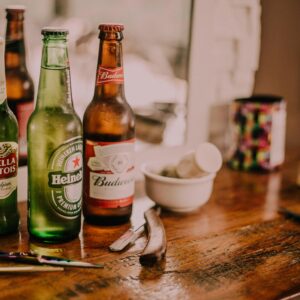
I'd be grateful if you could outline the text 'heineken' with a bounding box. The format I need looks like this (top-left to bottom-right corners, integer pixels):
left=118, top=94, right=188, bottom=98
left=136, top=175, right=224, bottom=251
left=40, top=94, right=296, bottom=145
left=27, top=28, right=83, bottom=243
left=0, top=37, right=19, bottom=235
left=83, top=24, right=135, bottom=225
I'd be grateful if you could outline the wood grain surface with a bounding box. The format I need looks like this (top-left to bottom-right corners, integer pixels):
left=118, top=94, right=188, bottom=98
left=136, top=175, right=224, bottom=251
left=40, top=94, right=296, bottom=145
left=0, top=150, right=299, bottom=300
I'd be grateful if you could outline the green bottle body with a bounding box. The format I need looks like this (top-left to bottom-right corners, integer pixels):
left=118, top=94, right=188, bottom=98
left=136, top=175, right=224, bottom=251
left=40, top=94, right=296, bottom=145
left=0, top=36, right=19, bottom=235
left=0, top=101, right=19, bottom=235
left=27, top=29, right=83, bottom=243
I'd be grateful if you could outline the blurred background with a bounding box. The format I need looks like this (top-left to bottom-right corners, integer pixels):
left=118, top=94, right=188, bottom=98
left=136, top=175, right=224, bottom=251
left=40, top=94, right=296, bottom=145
left=0, top=0, right=191, bottom=150
left=0, top=0, right=299, bottom=152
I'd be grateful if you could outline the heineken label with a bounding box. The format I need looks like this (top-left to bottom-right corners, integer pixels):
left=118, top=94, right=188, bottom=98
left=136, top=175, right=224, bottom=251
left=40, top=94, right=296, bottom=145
left=0, top=142, right=18, bottom=199
left=48, top=137, right=83, bottom=218
left=85, top=139, right=135, bottom=208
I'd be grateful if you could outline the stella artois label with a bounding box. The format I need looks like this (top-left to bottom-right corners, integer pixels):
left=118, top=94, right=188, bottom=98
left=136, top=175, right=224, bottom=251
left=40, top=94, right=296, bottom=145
left=0, top=142, right=18, bottom=199
left=85, top=139, right=135, bottom=208
left=47, top=137, right=83, bottom=218
left=96, top=66, right=124, bottom=85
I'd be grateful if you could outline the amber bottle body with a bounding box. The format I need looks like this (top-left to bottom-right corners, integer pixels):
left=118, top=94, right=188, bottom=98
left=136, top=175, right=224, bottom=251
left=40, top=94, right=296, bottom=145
left=5, top=8, right=34, bottom=166
left=83, top=27, right=135, bottom=225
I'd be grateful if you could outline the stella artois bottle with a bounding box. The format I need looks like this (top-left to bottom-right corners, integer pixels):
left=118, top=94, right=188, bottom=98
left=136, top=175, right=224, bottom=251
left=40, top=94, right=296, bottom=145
left=27, top=28, right=83, bottom=242
left=0, top=37, right=19, bottom=235
left=83, top=24, right=135, bottom=225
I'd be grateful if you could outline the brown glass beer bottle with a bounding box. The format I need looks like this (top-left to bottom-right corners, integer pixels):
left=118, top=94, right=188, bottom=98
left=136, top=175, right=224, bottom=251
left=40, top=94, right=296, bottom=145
left=83, top=24, right=135, bottom=225
left=5, top=6, right=34, bottom=166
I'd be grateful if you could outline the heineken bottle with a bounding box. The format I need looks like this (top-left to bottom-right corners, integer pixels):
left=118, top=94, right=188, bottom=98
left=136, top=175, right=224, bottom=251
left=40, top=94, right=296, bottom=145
left=0, top=37, right=19, bottom=235
left=27, top=28, right=83, bottom=243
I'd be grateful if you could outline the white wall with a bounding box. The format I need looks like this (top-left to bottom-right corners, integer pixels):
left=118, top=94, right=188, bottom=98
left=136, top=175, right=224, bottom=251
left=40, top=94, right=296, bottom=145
left=187, top=0, right=261, bottom=150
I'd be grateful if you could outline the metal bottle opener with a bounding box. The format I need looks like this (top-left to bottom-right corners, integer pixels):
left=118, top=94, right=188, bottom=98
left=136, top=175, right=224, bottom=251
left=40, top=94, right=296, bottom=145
left=109, top=205, right=167, bottom=265
left=109, top=206, right=161, bottom=252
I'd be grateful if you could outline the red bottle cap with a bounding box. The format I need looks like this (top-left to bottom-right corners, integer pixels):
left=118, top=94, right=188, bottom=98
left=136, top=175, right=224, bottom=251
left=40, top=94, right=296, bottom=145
left=98, top=24, right=124, bottom=32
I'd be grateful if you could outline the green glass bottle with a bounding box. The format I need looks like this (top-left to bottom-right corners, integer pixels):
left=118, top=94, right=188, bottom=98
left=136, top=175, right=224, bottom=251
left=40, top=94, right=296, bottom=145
left=0, top=37, right=19, bottom=235
left=27, top=28, right=83, bottom=243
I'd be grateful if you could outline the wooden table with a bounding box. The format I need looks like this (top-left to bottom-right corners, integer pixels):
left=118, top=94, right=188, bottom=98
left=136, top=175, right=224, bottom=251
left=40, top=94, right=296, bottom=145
left=0, top=150, right=300, bottom=300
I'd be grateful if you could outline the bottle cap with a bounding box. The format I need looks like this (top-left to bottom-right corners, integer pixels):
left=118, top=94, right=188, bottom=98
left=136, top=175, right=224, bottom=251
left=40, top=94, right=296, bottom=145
left=99, top=24, right=124, bottom=32
left=41, top=27, right=69, bottom=35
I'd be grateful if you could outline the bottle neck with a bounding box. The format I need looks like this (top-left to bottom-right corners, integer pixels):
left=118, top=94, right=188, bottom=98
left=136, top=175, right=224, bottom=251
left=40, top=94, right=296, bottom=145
left=36, top=38, right=73, bottom=109
left=0, top=40, right=7, bottom=107
left=5, top=19, right=27, bottom=69
left=93, top=38, right=125, bottom=100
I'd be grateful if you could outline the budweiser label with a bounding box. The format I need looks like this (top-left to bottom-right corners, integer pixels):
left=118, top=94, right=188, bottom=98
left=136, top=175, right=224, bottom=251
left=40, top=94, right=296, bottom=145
left=47, top=137, right=83, bottom=218
left=85, top=139, right=135, bottom=208
left=16, top=101, right=34, bottom=158
left=0, top=142, right=18, bottom=199
left=96, top=66, right=124, bottom=85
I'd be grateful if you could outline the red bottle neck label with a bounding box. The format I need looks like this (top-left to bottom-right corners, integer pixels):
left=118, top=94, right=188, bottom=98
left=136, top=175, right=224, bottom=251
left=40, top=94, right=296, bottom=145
left=96, top=66, right=124, bottom=85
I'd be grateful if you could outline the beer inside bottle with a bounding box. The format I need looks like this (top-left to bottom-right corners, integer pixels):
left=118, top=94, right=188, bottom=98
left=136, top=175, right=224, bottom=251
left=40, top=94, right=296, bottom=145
left=0, top=37, right=19, bottom=235
left=83, top=24, right=135, bottom=225
left=5, top=6, right=34, bottom=166
left=27, top=28, right=83, bottom=243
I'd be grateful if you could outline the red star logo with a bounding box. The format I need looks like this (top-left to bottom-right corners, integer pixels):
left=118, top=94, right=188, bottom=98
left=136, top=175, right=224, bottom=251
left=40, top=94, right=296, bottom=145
left=73, top=156, right=80, bottom=168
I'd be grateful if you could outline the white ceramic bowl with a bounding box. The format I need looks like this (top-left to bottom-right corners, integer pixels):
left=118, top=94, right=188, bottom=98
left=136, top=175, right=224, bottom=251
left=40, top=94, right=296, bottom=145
left=141, top=161, right=216, bottom=212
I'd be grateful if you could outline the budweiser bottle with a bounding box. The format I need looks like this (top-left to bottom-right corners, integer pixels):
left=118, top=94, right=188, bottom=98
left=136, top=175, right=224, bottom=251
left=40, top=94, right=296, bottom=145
left=5, top=6, right=34, bottom=166
left=0, top=37, right=19, bottom=235
left=83, top=24, right=135, bottom=225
